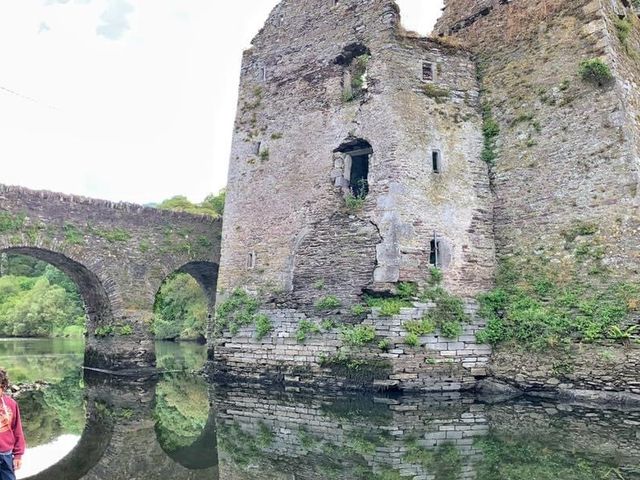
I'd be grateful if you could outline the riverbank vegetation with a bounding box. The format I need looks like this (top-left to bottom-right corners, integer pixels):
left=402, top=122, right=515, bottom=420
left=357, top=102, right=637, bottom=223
left=152, top=273, right=208, bottom=341
left=0, top=254, right=86, bottom=338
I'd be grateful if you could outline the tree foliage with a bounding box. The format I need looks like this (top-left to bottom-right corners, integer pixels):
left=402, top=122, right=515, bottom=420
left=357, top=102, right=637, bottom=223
left=153, top=273, right=208, bottom=341
left=0, top=255, right=86, bottom=338
left=157, top=189, right=225, bottom=218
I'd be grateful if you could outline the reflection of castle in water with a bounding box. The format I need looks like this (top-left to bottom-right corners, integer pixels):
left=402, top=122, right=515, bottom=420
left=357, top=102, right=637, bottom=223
left=25, top=371, right=640, bottom=480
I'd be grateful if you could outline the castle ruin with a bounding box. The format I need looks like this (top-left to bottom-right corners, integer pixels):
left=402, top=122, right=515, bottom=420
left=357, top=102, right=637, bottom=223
left=213, top=0, right=640, bottom=395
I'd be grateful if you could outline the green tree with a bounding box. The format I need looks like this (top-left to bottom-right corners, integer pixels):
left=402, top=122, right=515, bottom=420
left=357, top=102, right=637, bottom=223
left=153, top=273, right=208, bottom=341
left=157, top=188, right=225, bottom=218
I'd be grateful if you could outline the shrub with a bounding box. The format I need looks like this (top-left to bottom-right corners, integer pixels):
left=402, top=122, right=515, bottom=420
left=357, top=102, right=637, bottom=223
left=397, top=282, right=418, bottom=299
left=351, top=304, right=368, bottom=316
left=215, top=289, right=260, bottom=335
left=614, top=17, right=632, bottom=47
left=421, top=83, right=451, bottom=103
left=321, top=318, right=337, bottom=331
left=377, top=338, right=391, bottom=352
left=481, top=104, right=500, bottom=165
left=365, top=296, right=412, bottom=317
left=579, top=58, right=613, bottom=86
left=475, top=260, right=640, bottom=350
left=405, top=332, right=419, bottom=347
left=404, top=317, right=436, bottom=336
left=254, top=314, right=273, bottom=340
left=315, top=295, right=342, bottom=310
left=420, top=287, right=469, bottom=339
left=345, top=193, right=365, bottom=210
left=296, top=319, right=321, bottom=343
left=341, top=325, right=376, bottom=347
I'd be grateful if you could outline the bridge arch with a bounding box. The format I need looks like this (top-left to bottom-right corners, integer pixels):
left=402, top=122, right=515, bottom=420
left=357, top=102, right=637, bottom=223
left=0, top=183, right=222, bottom=370
left=0, top=245, right=126, bottom=369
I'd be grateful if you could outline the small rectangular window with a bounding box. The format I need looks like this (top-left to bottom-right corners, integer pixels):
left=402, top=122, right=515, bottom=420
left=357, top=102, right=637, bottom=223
left=422, top=62, right=434, bottom=81
left=247, top=252, right=256, bottom=269
left=429, top=240, right=440, bottom=267
left=260, top=66, right=267, bottom=82
left=432, top=150, right=441, bottom=173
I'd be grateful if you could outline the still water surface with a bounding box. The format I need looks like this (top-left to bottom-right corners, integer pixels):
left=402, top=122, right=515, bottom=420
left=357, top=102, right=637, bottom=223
left=0, top=338, right=638, bottom=480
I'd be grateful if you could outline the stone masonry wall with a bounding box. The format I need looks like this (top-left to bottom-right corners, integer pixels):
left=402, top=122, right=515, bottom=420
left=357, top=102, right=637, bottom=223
left=211, top=301, right=490, bottom=393
left=218, top=0, right=496, bottom=309
left=0, top=184, right=221, bottom=369
left=435, top=0, right=640, bottom=285
left=489, top=343, right=640, bottom=399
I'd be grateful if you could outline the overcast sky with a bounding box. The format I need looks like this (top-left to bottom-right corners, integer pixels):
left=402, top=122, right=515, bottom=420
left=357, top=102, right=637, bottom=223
left=0, top=0, right=444, bottom=205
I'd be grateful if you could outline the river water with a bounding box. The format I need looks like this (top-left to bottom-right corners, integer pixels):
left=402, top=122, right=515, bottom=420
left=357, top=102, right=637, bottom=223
left=0, top=338, right=638, bottom=480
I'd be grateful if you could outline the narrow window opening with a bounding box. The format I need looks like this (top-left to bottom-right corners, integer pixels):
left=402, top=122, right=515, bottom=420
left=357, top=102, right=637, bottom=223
left=422, top=62, right=434, bottom=81
left=247, top=252, right=256, bottom=269
left=254, top=141, right=262, bottom=155
left=429, top=238, right=440, bottom=267
left=335, top=139, right=372, bottom=199
left=260, top=66, right=267, bottom=82
left=432, top=150, right=441, bottom=173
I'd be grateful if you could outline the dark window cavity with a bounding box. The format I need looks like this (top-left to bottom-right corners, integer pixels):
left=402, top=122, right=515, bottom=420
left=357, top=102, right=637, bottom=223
left=429, top=239, right=440, bottom=267
left=422, top=62, right=434, bottom=81
left=432, top=150, right=441, bottom=173
left=335, top=138, right=372, bottom=199
left=335, top=43, right=371, bottom=102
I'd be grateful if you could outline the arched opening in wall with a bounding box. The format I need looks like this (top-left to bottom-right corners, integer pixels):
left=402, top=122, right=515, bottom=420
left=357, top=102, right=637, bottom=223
left=152, top=261, right=218, bottom=369
left=334, top=139, right=373, bottom=199
left=335, top=42, right=371, bottom=102
left=0, top=247, right=113, bottom=476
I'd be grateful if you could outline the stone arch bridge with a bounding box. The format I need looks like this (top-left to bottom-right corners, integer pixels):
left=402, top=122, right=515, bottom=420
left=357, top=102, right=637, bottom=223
left=0, top=184, right=221, bottom=370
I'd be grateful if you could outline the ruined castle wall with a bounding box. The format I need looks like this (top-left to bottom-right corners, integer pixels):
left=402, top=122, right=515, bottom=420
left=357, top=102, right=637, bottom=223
left=435, top=0, right=640, bottom=284
left=211, top=299, right=490, bottom=393
left=380, top=35, right=495, bottom=296
left=219, top=0, right=496, bottom=307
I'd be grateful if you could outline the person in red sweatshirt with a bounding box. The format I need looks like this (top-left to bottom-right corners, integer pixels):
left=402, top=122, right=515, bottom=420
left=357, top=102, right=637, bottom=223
left=0, top=370, right=24, bottom=480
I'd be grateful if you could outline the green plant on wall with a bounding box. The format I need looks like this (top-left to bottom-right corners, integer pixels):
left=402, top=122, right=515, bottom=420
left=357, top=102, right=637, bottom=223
left=340, top=324, right=376, bottom=347
left=579, top=58, right=613, bottom=86
left=295, top=319, right=321, bottom=343
left=481, top=103, right=500, bottom=165
left=215, top=288, right=262, bottom=335
left=614, top=17, right=633, bottom=52
left=475, top=258, right=640, bottom=350
left=315, top=295, right=342, bottom=310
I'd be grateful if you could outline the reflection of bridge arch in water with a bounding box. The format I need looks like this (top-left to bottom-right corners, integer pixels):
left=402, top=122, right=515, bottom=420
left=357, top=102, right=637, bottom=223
left=24, top=371, right=219, bottom=480
left=157, top=409, right=219, bottom=470
left=153, top=371, right=219, bottom=471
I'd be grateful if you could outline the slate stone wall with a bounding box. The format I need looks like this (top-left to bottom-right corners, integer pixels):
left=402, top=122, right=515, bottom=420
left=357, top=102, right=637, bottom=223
left=211, top=300, right=490, bottom=392
left=0, top=184, right=221, bottom=370
left=489, top=343, right=640, bottom=399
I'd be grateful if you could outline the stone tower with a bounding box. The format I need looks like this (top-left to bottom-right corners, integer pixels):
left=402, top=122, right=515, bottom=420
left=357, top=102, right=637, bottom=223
left=435, top=0, right=640, bottom=286
left=218, top=0, right=496, bottom=308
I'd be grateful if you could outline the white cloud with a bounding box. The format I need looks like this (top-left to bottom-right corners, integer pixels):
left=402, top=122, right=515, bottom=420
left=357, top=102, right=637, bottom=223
left=0, top=0, right=443, bottom=204
left=96, top=0, right=134, bottom=40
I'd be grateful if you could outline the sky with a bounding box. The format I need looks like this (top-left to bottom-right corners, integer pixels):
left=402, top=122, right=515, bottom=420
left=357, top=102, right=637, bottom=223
left=0, top=0, right=444, bottom=205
